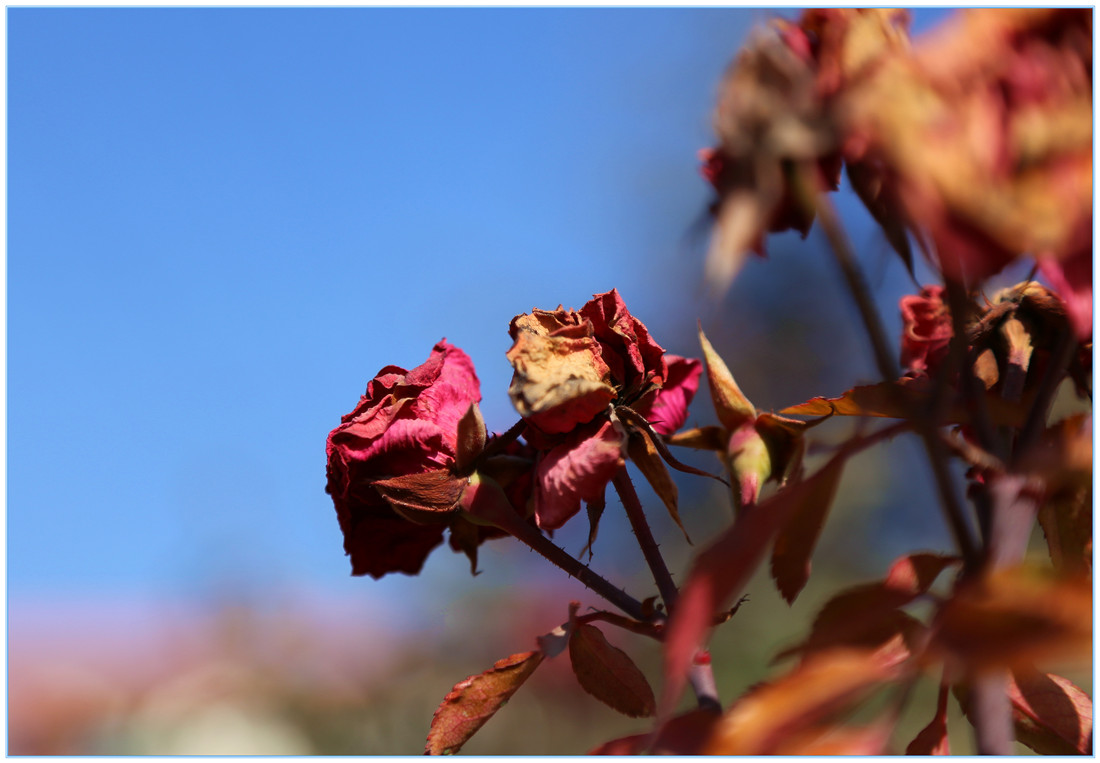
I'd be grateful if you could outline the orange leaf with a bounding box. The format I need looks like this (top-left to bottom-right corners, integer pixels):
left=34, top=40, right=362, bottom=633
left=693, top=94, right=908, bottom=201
left=1010, top=667, right=1093, bottom=755
left=779, top=377, right=1028, bottom=427
left=774, top=722, right=894, bottom=754
left=704, top=648, right=900, bottom=754
left=769, top=456, right=847, bottom=603
left=661, top=453, right=848, bottom=716
left=931, top=566, right=1092, bottom=672
left=569, top=624, right=656, bottom=718
left=425, top=651, right=544, bottom=755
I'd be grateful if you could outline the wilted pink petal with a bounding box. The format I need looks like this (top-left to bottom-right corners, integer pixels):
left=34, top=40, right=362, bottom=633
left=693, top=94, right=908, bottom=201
left=579, top=289, right=667, bottom=395
left=900, top=286, right=953, bottom=377
left=641, top=355, right=703, bottom=436
left=535, top=420, right=626, bottom=530
left=326, top=340, right=495, bottom=579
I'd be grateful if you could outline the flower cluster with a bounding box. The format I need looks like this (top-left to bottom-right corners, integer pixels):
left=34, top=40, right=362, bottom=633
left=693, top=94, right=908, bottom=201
left=325, top=290, right=701, bottom=577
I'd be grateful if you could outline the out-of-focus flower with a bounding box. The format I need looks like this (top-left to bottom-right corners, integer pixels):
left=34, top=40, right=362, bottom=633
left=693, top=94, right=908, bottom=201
left=840, top=8, right=1092, bottom=282
left=325, top=341, right=523, bottom=578
left=506, top=290, right=701, bottom=529
left=700, top=9, right=910, bottom=293
left=900, top=286, right=953, bottom=378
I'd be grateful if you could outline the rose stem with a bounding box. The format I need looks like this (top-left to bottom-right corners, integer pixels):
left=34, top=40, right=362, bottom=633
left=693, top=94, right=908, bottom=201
left=802, top=167, right=1007, bottom=751
left=805, top=174, right=981, bottom=572
left=613, top=466, right=721, bottom=712
left=488, top=502, right=648, bottom=622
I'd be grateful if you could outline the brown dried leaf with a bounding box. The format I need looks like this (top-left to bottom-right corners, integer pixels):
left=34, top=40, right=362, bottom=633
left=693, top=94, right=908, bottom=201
left=569, top=624, right=656, bottom=718
left=779, top=377, right=1029, bottom=427
left=704, top=648, right=900, bottom=754
left=769, top=456, right=847, bottom=603
left=626, top=428, right=690, bottom=544
left=664, top=425, right=727, bottom=452
left=425, top=651, right=544, bottom=755
left=373, top=469, right=464, bottom=524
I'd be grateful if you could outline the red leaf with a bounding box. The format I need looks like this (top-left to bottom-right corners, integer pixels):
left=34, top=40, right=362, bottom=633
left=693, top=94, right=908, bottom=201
left=775, top=582, right=923, bottom=662
left=425, top=651, right=544, bottom=755
left=906, top=681, right=951, bottom=754
left=884, top=552, right=960, bottom=595
left=588, top=708, right=720, bottom=755
left=569, top=623, right=655, bottom=718
left=1010, top=668, right=1093, bottom=755
left=769, top=456, right=846, bottom=603
left=661, top=453, right=848, bottom=716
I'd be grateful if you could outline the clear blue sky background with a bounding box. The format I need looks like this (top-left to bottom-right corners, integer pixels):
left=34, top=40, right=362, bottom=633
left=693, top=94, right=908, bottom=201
left=9, top=8, right=951, bottom=617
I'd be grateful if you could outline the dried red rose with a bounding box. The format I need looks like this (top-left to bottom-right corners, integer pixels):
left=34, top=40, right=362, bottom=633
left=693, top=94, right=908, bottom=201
left=325, top=340, right=516, bottom=578
left=900, top=286, right=953, bottom=378
left=506, top=290, right=701, bottom=529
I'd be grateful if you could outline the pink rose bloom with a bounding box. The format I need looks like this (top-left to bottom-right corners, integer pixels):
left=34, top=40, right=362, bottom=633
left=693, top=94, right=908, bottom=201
left=326, top=340, right=512, bottom=578
left=900, top=286, right=953, bottom=377
left=506, top=290, right=702, bottom=529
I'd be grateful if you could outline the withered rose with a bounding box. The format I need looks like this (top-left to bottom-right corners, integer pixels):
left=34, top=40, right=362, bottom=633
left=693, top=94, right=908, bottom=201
left=506, top=290, right=702, bottom=529
left=325, top=340, right=524, bottom=578
left=900, top=286, right=953, bottom=377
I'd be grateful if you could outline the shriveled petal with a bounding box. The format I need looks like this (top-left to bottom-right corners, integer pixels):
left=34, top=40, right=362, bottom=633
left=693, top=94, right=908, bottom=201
left=641, top=355, right=703, bottom=436
left=535, top=420, right=626, bottom=530
left=507, top=314, right=615, bottom=435
left=580, top=290, right=666, bottom=393
left=343, top=509, right=447, bottom=579
left=411, top=340, right=482, bottom=453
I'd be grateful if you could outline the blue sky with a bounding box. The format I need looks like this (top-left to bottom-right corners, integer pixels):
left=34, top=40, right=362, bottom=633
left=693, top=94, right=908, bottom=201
left=9, top=8, right=954, bottom=616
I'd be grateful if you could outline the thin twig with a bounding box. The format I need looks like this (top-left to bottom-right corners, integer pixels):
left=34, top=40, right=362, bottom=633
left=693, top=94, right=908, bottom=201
left=806, top=176, right=981, bottom=571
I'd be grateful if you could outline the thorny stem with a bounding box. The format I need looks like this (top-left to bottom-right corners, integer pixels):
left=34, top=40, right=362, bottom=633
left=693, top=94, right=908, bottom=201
left=495, top=508, right=649, bottom=622
left=612, top=466, right=721, bottom=712
left=613, top=467, right=680, bottom=609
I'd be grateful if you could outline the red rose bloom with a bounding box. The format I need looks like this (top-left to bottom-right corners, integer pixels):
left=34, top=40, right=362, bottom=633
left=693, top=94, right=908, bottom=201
left=506, top=290, right=702, bottom=529
left=326, top=340, right=501, bottom=579
left=899, top=286, right=953, bottom=377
